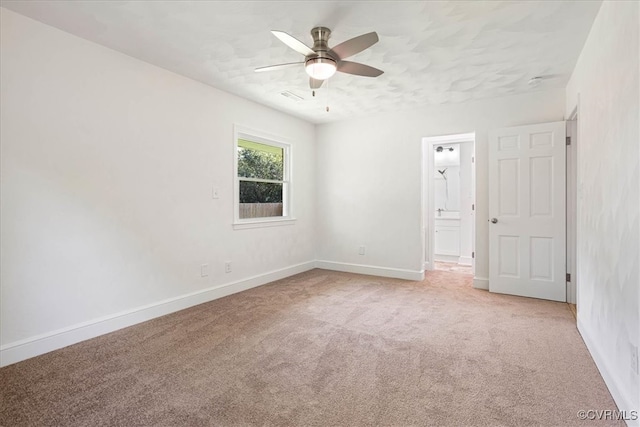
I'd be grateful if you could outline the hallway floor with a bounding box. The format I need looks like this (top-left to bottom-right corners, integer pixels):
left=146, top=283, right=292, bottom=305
left=434, top=261, right=473, bottom=275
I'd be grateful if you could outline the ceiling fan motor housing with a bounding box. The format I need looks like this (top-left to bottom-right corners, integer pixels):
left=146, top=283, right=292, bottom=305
left=310, top=27, right=333, bottom=57
left=308, top=27, right=337, bottom=61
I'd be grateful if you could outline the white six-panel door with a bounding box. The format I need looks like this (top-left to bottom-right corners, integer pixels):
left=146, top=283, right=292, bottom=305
left=488, top=122, right=566, bottom=301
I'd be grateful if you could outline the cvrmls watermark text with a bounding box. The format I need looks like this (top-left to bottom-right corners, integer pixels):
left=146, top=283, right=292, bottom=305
left=577, top=409, right=638, bottom=421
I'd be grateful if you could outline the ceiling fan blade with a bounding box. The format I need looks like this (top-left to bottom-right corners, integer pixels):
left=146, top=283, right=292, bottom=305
left=255, top=62, right=303, bottom=73
left=309, top=77, right=324, bottom=89
left=329, top=32, right=379, bottom=60
left=337, top=61, right=384, bottom=77
left=271, top=30, right=315, bottom=56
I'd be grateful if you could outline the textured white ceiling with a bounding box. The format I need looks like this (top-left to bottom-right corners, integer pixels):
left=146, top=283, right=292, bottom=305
left=2, top=1, right=601, bottom=124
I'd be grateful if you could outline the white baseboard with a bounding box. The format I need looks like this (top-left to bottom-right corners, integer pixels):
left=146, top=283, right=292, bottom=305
left=577, top=318, right=638, bottom=427
left=473, top=276, right=489, bottom=290
left=458, top=256, right=473, bottom=266
left=316, top=260, right=424, bottom=281
left=0, top=261, right=316, bottom=367
left=434, top=254, right=460, bottom=263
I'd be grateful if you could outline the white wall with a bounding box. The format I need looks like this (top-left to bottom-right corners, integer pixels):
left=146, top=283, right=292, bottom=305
left=0, top=9, right=316, bottom=365
left=565, top=1, right=639, bottom=417
left=316, top=90, right=565, bottom=283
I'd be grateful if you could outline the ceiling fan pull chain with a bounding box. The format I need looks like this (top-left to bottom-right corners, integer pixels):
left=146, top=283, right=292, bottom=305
left=326, top=78, right=330, bottom=112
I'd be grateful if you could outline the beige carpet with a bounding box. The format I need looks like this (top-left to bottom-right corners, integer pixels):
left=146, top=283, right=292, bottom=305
left=0, top=269, right=621, bottom=426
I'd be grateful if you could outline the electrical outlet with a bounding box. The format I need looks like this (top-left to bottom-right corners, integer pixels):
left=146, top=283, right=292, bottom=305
left=631, top=344, right=638, bottom=375
left=359, top=246, right=366, bottom=255
left=225, top=261, right=232, bottom=273
left=201, top=263, right=209, bottom=277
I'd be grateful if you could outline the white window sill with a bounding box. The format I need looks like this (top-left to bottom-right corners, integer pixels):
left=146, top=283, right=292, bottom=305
left=232, top=218, right=297, bottom=230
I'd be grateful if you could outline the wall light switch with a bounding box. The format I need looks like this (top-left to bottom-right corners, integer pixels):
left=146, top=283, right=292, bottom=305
left=212, top=187, right=220, bottom=199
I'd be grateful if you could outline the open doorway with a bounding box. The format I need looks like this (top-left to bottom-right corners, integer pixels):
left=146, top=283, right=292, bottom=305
left=423, top=133, right=476, bottom=276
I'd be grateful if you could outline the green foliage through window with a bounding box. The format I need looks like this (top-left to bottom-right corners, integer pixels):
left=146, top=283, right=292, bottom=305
left=237, top=140, right=283, bottom=181
left=239, top=181, right=282, bottom=204
left=237, top=138, right=287, bottom=219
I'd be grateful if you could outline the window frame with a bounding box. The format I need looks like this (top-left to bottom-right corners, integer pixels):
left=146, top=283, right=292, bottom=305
left=233, top=125, right=295, bottom=230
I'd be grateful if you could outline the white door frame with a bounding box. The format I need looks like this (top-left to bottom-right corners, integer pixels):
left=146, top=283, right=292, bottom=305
left=422, top=132, right=476, bottom=272
left=566, top=107, right=579, bottom=305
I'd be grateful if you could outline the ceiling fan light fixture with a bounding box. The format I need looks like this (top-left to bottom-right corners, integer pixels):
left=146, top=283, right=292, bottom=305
left=305, top=57, right=337, bottom=80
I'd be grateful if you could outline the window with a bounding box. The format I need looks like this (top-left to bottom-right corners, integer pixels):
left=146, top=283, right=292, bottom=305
left=234, top=127, right=293, bottom=228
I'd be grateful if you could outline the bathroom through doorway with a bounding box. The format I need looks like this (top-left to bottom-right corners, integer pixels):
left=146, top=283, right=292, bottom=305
left=423, top=133, right=476, bottom=276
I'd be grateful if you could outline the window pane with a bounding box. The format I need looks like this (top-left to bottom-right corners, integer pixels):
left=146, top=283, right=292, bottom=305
left=237, top=139, right=283, bottom=180
left=239, top=181, right=283, bottom=219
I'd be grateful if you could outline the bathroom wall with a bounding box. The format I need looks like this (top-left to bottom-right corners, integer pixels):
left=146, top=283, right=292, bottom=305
left=434, top=144, right=461, bottom=213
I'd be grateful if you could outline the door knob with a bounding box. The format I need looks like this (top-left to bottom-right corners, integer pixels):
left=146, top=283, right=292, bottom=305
left=490, top=218, right=498, bottom=224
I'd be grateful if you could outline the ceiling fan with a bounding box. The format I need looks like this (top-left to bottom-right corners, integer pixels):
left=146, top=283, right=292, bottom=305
left=255, top=27, right=384, bottom=89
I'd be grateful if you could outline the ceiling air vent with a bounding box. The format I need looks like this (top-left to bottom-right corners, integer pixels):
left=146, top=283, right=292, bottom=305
left=280, top=90, right=304, bottom=102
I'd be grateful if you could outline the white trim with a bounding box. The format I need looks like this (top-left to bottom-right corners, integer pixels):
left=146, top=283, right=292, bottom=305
left=567, top=99, right=580, bottom=308
left=458, top=256, right=473, bottom=266
left=233, top=218, right=296, bottom=230
left=239, top=177, right=285, bottom=184
left=233, top=124, right=293, bottom=226
left=316, top=260, right=424, bottom=281
left=566, top=118, right=578, bottom=305
left=423, top=132, right=475, bottom=144
left=577, top=318, right=638, bottom=427
left=473, top=276, right=489, bottom=290
left=434, top=254, right=460, bottom=263
left=420, top=140, right=426, bottom=273
left=0, top=261, right=316, bottom=367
